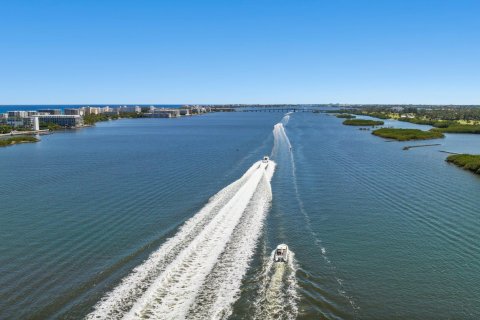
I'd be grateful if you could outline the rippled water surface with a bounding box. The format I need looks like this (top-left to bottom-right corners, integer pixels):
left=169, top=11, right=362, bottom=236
left=1, top=112, right=479, bottom=319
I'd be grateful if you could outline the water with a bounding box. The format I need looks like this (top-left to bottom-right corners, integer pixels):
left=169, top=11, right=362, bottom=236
left=1, top=111, right=480, bottom=319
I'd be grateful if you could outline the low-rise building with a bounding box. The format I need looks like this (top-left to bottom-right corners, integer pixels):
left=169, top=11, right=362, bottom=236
left=64, top=108, right=85, bottom=116
left=118, top=106, right=141, bottom=113
left=83, top=107, right=101, bottom=115
left=6, top=118, right=25, bottom=128
left=8, top=111, right=28, bottom=118
left=179, top=108, right=190, bottom=116
left=100, top=106, right=113, bottom=113
left=38, top=109, right=61, bottom=115
left=34, top=115, right=84, bottom=128
left=150, top=109, right=180, bottom=118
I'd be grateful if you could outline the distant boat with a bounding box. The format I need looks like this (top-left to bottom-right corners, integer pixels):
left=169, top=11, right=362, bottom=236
left=262, top=156, right=269, bottom=163
left=273, top=244, right=289, bottom=263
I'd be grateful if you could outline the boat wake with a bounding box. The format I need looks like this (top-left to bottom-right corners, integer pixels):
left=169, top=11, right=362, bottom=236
left=253, top=250, right=299, bottom=320
left=87, top=161, right=275, bottom=319
left=274, top=114, right=359, bottom=315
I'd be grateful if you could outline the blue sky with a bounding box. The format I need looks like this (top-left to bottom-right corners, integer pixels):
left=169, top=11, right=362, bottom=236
left=1, top=0, right=479, bottom=104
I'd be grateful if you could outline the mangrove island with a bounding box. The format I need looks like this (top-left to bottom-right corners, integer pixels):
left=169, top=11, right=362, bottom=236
left=343, top=119, right=384, bottom=126
left=372, top=128, right=444, bottom=141
left=446, top=154, right=480, bottom=175
left=336, top=114, right=356, bottom=119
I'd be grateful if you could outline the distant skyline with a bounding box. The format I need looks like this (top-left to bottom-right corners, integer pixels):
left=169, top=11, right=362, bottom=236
left=1, top=0, right=479, bottom=105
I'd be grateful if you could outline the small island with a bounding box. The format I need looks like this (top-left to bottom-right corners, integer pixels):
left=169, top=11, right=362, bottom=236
left=343, top=119, right=384, bottom=126
left=336, top=114, right=356, bottom=119
left=446, top=154, right=480, bottom=175
left=372, top=128, right=444, bottom=141
left=0, top=136, right=39, bottom=148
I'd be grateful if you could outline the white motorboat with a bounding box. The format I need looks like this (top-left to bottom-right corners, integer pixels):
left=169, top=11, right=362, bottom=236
left=262, top=156, right=269, bottom=163
left=273, top=244, right=289, bottom=263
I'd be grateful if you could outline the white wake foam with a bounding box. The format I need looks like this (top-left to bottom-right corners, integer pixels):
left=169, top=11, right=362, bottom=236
left=188, top=163, right=276, bottom=319
left=253, top=250, right=299, bottom=320
left=274, top=114, right=359, bottom=314
left=87, top=161, right=275, bottom=319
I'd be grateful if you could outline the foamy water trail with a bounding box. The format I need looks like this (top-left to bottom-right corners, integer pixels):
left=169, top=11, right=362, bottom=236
left=275, top=114, right=359, bottom=314
left=87, top=161, right=275, bottom=319
left=276, top=123, right=328, bottom=259
left=253, top=251, right=299, bottom=320
left=188, top=163, right=275, bottom=319
left=281, top=111, right=292, bottom=126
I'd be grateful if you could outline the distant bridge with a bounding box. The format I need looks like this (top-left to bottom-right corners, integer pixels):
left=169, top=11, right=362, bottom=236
left=235, top=107, right=317, bottom=113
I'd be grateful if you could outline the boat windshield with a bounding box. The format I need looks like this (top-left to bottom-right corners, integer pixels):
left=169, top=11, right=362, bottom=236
left=276, top=249, right=283, bottom=255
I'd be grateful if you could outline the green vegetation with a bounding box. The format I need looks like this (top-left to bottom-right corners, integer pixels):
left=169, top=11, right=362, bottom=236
left=83, top=112, right=143, bottom=125
left=336, top=114, right=356, bottom=119
left=398, top=118, right=454, bottom=128
left=343, top=119, right=384, bottom=126
left=40, top=122, right=63, bottom=130
left=446, top=154, right=480, bottom=175
left=358, top=112, right=391, bottom=119
left=0, top=136, right=39, bottom=147
left=120, top=112, right=145, bottom=119
left=433, top=124, right=480, bottom=134
left=0, top=125, right=13, bottom=134
left=372, top=128, right=444, bottom=141
left=83, top=114, right=117, bottom=125
left=324, top=109, right=354, bottom=114
left=398, top=118, right=436, bottom=126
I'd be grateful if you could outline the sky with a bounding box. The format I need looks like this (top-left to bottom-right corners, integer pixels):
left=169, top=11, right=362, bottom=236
left=1, top=0, right=479, bottom=105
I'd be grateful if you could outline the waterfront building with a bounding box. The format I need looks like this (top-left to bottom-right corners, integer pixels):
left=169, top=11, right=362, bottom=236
left=141, top=106, right=155, bottom=113
left=34, top=115, right=84, bottom=128
left=8, top=111, right=28, bottom=118
left=118, top=106, right=141, bottom=113
left=179, top=108, right=190, bottom=116
left=6, top=118, right=24, bottom=127
left=150, top=109, right=180, bottom=118
left=100, top=106, right=113, bottom=113
left=38, top=109, right=61, bottom=115
left=104, top=108, right=120, bottom=116
left=83, top=107, right=101, bottom=115
left=64, top=108, right=85, bottom=116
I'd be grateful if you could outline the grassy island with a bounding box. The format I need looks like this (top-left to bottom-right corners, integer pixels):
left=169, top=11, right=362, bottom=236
left=0, top=136, right=39, bottom=147
left=336, top=114, right=356, bottom=119
left=343, top=119, right=384, bottom=126
left=372, top=128, right=444, bottom=141
left=446, top=154, right=480, bottom=174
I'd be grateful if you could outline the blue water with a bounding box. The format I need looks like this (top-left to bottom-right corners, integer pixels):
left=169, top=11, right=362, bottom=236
left=1, top=112, right=479, bottom=319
